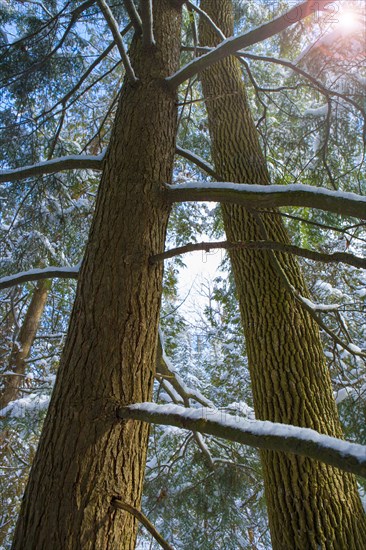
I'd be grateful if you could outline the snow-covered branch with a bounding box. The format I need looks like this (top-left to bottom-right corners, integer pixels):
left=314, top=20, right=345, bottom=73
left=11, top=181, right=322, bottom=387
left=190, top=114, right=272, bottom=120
left=97, top=0, right=138, bottom=83
left=175, top=146, right=218, bottom=179
left=117, top=403, right=366, bottom=478
left=0, top=266, right=80, bottom=291
left=164, top=182, right=366, bottom=220
left=157, top=330, right=213, bottom=408
left=0, top=152, right=105, bottom=183
left=166, top=0, right=331, bottom=89
left=150, top=239, right=366, bottom=269
left=1, top=147, right=216, bottom=183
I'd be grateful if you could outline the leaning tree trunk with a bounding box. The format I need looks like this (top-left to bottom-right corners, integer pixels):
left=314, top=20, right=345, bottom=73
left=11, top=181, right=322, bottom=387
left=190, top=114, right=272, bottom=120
left=0, top=279, right=49, bottom=411
left=199, top=1, right=366, bottom=548
left=11, top=2, right=182, bottom=548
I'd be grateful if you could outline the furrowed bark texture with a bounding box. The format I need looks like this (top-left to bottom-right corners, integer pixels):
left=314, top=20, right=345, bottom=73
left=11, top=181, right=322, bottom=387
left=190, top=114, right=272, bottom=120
left=11, top=2, right=182, bottom=548
left=199, top=2, right=366, bottom=548
left=0, top=280, right=49, bottom=411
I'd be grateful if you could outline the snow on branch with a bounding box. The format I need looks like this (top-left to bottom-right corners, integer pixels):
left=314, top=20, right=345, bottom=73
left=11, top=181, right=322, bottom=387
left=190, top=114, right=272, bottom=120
left=157, top=329, right=214, bottom=408
left=1, top=146, right=217, bottom=183
left=150, top=240, right=366, bottom=269
left=117, top=403, right=366, bottom=478
left=166, top=0, right=332, bottom=89
left=164, top=182, right=366, bottom=220
left=0, top=152, right=105, bottom=183
left=0, top=266, right=80, bottom=291
left=175, top=146, right=219, bottom=179
left=97, top=0, right=138, bottom=84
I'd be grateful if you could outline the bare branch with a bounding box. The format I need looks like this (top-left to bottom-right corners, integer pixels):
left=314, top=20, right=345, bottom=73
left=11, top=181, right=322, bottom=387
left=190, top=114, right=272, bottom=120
left=0, top=152, right=105, bottom=183
left=164, top=182, right=366, bottom=220
left=97, top=0, right=138, bottom=83
left=150, top=240, right=366, bottom=270
left=123, top=0, right=142, bottom=33
left=111, top=499, right=173, bottom=550
left=166, top=0, right=332, bottom=89
left=141, top=0, right=155, bottom=48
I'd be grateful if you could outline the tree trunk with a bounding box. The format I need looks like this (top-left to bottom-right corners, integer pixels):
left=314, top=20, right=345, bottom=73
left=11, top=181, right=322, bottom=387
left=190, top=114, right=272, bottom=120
left=0, top=280, right=49, bottom=411
left=199, top=1, right=366, bottom=548
left=11, top=2, right=182, bottom=548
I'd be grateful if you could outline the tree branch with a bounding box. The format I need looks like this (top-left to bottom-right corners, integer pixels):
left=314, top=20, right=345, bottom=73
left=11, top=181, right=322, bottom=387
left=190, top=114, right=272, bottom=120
left=141, top=0, right=155, bottom=47
left=164, top=182, right=366, bottom=220
left=157, top=330, right=213, bottom=408
left=150, top=240, right=366, bottom=269
left=111, top=499, right=173, bottom=550
left=0, top=266, right=80, bottom=291
left=123, top=0, right=142, bottom=33
left=97, top=0, right=138, bottom=83
left=238, top=52, right=366, bottom=119
left=186, top=1, right=225, bottom=41
left=2, top=146, right=217, bottom=183
left=250, top=211, right=366, bottom=359
left=175, top=145, right=218, bottom=178
left=166, top=0, right=331, bottom=89
left=0, top=152, right=105, bottom=183
left=117, top=403, right=366, bottom=479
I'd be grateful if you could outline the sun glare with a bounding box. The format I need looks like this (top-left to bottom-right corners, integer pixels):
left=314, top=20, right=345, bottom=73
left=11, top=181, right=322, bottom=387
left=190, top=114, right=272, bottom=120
left=336, top=7, right=362, bottom=34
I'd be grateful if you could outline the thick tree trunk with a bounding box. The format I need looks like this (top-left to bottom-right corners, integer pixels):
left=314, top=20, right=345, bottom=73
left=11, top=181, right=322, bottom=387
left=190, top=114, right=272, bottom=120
left=0, top=280, right=49, bottom=411
left=199, top=2, right=366, bottom=548
left=11, top=2, right=182, bottom=549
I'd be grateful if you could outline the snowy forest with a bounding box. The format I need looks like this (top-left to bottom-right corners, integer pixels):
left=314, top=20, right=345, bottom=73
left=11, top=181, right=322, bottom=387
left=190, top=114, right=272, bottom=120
left=0, top=0, right=365, bottom=548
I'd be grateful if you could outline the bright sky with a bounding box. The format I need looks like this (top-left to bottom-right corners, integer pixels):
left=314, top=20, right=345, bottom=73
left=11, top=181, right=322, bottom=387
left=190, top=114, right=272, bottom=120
left=178, top=247, right=224, bottom=317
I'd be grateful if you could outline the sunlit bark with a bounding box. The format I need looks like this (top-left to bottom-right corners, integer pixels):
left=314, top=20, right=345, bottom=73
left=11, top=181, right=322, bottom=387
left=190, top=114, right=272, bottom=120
left=199, top=1, right=366, bottom=548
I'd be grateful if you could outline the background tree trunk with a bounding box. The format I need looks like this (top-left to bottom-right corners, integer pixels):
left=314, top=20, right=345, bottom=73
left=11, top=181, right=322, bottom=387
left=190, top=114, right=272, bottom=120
left=199, top=1, right=366, bottom=548
left=0, top=279, right=49, bottom=411
left=11, top=2, right=182, bottom=548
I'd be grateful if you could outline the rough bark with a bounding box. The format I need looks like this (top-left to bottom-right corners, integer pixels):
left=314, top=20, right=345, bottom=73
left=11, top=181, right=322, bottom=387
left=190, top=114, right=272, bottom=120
left=199, top=2, right=366, bottom=548
left=11, top=2, right=182, bottom=548
left=0, top=280, right=49, bottom=411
